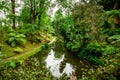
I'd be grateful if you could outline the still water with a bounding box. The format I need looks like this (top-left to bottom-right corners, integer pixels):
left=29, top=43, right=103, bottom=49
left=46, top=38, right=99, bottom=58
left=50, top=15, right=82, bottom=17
left=38, top=38, right=86, bottom=78
left=45, top=49, right=75, bottom=78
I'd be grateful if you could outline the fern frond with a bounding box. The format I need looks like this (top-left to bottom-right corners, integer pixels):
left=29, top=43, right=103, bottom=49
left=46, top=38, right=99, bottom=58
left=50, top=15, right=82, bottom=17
left=106, top=10, right=120, bottom=17
left=103, top=46, right=120, bottom=55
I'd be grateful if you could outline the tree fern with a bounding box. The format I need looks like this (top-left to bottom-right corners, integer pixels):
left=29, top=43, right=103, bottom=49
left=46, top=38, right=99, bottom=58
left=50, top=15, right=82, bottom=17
left=109, top=35, right=120, bottom=40
left=103, top=46, right=120, bottom=55
left=106, top=10, right=120, bottom=17
left=108, top=35, right=120, bottom=46
left=7, top=31, right=26, bottom=47
left=78, top=42, right=104, bottom=66
left=66, top=40, right=81, bottom=52
left=87, top=55, right=104, bottom=66
left=106, top=10, right=120, bottom=26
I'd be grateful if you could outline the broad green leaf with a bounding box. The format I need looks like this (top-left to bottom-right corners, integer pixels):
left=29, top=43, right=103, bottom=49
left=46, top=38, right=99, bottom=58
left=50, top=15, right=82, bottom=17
left=6, top=61, right=16, bottom=68
left=14, top=47, right=23, bottom=53
left=8, top=37, right=15, bottom=43
left=10, top=62, right=16, bottom=68
left=108, top=16, right=114, bottom=24
left=11, top=41, right=16, bottom=47
left=8, top=33, right=16, bottom=37
left=109, top=35, right=120, bottom=40
left=19, top=38, right=26, bottom=44
left=16, top=34, right=26, bottom=38
left=106, top=10, right=119, bottom=16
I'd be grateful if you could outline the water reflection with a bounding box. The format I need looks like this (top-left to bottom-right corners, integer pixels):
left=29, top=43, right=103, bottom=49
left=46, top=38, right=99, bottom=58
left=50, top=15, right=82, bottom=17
left=45, top=49, right=75, bottom=78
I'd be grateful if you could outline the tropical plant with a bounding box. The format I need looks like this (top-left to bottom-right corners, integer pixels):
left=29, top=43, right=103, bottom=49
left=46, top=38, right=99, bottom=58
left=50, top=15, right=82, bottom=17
left=103, top=35, right=120, bottom=56
left=23, top=24, right=41, bottom=43
left=59, top=1, right=106, bottom=65
left=6, top=60, right=16, bottom=68
left=78, top=42, right=104, bottom=66
left=7, top=31, right=26, bottom=47
left=106, top=10, right=120, bottom=26
left=52, top=15, right=73, bottom=36
left=66, top=40, right=81, bottom=52
left=40, top=14, right=55, bottom=34
left=103, top=46, right=120, bottom=55
left=103, top=10, right=120, bottom=35
left=108, top=35, right=120, bottom=46
left=19, top=6, right=31, bottom=23
left=0, top=56, right=69, bottom=80
left=23, top=24, right=39, bottom=34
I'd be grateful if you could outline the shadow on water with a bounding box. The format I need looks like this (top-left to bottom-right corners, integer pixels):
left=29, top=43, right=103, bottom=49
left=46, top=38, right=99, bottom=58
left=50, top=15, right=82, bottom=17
left=37, top=37, right=88, bottom=78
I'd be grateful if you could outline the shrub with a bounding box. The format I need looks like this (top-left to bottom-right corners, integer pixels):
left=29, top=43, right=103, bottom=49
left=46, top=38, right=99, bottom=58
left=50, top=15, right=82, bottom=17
left=23, top=24, right=41, bottom=43
left=7, top=31, right=26, bottom=47
left=78, top=42, right=104, bottom=66
left=66, top=40, right=81, bottom=52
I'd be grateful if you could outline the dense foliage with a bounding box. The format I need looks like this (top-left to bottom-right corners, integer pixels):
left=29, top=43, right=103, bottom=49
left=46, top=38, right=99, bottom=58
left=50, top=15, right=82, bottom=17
left=0, top=56, right=69, bottom=80
left=53, top=1, right=106, bottom=65
left=7, top=29, right=26, bottom=47
left=0, top=0, right=120, bottom=79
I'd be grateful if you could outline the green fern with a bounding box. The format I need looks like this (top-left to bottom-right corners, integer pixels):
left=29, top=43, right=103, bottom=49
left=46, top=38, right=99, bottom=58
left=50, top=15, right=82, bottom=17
left=24, top=24, right=39, bottom=34
left=78, top=42, right=104, bottom=66
left=105, top=10, right=120, bottom=26
left=106, top=10, right=120, bottom=17
left=109, top=35, right=120, bottom=40
left=66, top=40, right=81, bottom=52
left=7, top=32, right=26, bottom=47
left=13, top=47, right=23, bottom=53
left=6, top=60, right=16, bottom=68
left=103, top=46, right=120, bottom=55
left=87, top=55, right=104, bottom=66
left=108, top=35, right=120, bottom=46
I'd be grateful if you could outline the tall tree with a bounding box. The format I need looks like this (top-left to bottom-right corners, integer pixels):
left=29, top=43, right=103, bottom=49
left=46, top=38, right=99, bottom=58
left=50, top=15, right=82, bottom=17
left=11, top=0, right=16, bottom=28
left=72, top=0, right=105, bottom=46
left=22, top=0, right=47, bottom=26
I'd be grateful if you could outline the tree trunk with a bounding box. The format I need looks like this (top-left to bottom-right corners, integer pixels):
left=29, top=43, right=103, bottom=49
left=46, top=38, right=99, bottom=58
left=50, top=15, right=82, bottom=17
left=113, top=0, right=119, bottom=9
left=30, top=0, right=36, bottom=24
left=29, top=0, right=45, bottom=25
left=38, top=0, right=45, bottom=26
left=38, top=14, right=41, bottom=26
left=11, top=0, right=15, bottom=29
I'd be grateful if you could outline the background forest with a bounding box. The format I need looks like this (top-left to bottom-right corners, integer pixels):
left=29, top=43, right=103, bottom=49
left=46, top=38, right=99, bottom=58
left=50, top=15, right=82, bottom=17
left=0, top=0, right=120, bottom=80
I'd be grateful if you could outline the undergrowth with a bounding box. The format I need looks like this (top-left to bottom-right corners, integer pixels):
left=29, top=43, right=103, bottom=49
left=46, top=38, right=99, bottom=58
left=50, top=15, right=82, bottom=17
left=0, top=56, right=69, bottom=80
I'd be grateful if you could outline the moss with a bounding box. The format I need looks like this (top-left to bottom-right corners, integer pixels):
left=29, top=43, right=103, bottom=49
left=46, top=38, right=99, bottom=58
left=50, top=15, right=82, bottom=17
left=1, top=37, right=56, bottom=64
left=13, top=47, right=23, bottom=53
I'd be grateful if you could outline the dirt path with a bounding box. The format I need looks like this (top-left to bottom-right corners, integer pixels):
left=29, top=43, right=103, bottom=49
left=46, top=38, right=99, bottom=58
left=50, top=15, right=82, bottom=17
left=1, top=37, right=56, bottom=63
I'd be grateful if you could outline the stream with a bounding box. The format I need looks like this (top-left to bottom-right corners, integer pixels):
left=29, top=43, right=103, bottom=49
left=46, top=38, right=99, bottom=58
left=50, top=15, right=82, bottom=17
left=37, top=38, right=87, bottom=78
